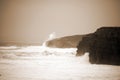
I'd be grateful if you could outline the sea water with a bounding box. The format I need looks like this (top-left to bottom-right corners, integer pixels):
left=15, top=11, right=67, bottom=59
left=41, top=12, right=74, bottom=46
left=0, top=46, right=120, bottom=80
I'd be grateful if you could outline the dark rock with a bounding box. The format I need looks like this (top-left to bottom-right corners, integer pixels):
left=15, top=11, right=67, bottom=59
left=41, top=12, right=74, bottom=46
left=77, top=27, right=120, bottom=65
left=46, top=35, right=84, bottom=48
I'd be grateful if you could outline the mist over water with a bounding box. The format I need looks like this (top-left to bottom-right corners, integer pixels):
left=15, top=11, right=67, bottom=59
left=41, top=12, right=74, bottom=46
left=0, top=33, right=120, bottom=80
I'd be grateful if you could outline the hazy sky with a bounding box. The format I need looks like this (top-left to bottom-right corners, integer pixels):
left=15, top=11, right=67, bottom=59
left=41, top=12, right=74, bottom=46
left=0, top=0, right=120, bottom=44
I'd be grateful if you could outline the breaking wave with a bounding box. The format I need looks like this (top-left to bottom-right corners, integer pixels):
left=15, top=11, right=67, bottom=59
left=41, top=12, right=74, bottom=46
left=0, top=45, right=90, bottom=64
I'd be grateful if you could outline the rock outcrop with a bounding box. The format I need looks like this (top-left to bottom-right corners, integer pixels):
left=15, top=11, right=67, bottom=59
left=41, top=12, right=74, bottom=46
left=46, top=35, right=84, bottom=48
left=77, top=27, right=120, bottom=65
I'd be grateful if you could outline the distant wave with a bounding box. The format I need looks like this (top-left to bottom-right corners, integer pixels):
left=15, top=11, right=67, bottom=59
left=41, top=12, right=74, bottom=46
left=0, top=46, right=78, bottom=59
left=0, top=46, right=19, bottom=50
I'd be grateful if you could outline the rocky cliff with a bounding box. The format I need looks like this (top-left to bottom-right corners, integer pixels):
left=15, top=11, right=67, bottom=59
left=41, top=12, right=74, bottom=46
left=46, top=35, right=84, bottom=48
left=77, top=27, right=120, bottom=65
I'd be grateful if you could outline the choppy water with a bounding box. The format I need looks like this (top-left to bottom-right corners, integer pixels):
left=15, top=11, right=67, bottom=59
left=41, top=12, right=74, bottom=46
left=0, top=46, right=120, bottom=80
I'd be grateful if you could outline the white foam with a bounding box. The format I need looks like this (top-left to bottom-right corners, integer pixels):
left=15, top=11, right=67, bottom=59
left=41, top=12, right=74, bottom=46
left=0, top=46, right=18, bottom=50
left=0, top=46, right=120, bottom=80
